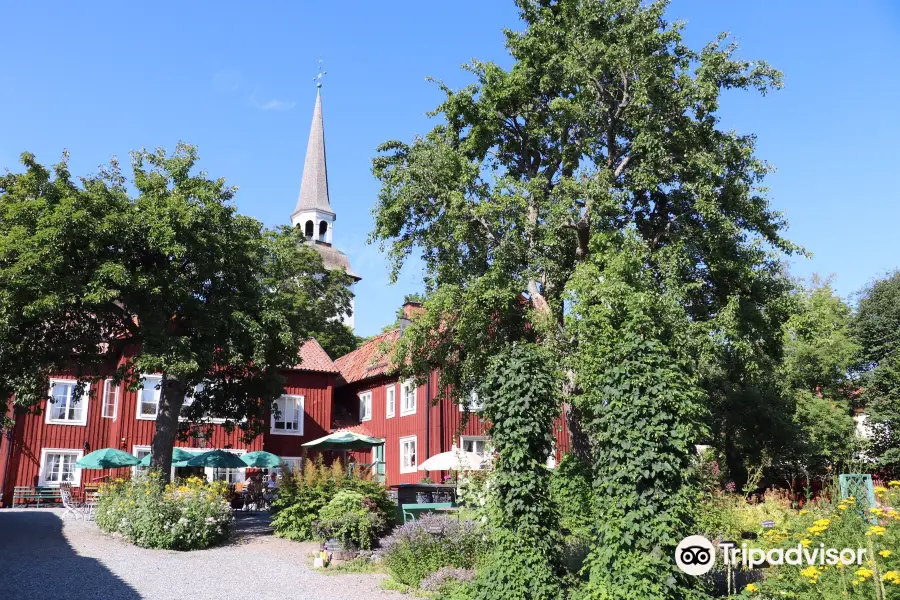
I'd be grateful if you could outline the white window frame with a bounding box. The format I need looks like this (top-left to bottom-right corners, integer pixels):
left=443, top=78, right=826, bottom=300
left=399, top=435, right=418, bottom=474
left=359, top=391, right=373, bottom=422
left=45, top=379, right=90, bottom=426
left=400, top=379, right=417, bottom=416
left=38, top=448, right=84, bottom=487
left=385, top=384, right=396, bottom=418
left=136, top=374, right=162, bottom=421
left=460, top=389, right=485, bottom=412
left=270, top=394, right=305, bottom=436
left=132, top=445, right=152, bottom=476
left=102, top=379, right=118, bottom=420
left=180, top=382, right=226, bottom=424
left=461, top=435, right=488, bottom=456
left=277, top=456, right=304, bottom=476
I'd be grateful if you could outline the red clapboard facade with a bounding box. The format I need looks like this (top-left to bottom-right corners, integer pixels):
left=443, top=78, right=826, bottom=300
left=0, top=339, right=340, bottom=506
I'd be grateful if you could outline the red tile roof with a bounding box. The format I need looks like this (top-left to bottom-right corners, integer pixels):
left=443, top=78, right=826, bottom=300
left=334, top=329, right=400, bottom=386
left=292, top=338, right=340, bottom=374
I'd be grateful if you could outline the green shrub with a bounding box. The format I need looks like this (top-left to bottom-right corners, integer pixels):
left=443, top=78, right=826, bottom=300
left=380, top=514, right=489, bottom=587
left=271, top=457, right=393, bottom=543
left=314, top=490, right=385, bottom=550
left=96, top=472, right=232, bottom=550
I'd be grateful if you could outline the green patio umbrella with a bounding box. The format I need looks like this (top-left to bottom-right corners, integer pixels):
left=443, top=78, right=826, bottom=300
left=76, top=448, right=140, bottom=469
left=241, top=451, right=282, bottom=468
left=182, top=449, right=247, bottom=469
left=138, top=447, right=196, bottom=467
left=301, top=431, right=385, bottom=451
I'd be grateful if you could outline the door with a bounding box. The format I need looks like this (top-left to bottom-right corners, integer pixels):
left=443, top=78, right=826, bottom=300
left=372, top=445, right=386, bottom=484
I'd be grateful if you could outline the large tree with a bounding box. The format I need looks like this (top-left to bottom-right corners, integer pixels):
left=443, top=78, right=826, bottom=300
left=854, top=270, right=900, bottom=468
left=371, top=0, right=796, bottom=595
left=0, top=145, right=352, bottom=478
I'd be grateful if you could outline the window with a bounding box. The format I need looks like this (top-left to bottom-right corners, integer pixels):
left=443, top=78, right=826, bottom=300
left=137, top=375, right=162, bottom=420
left=45, top=380, right=89, bottom=425
left=400, top=379, right=417, bottom=416
left=102, top=379, right=118, bottom=419
left=39, top=449, right=83, bottom=486
left=133, top=445, right=151, bottom=476
left=461, top=436, right=487, bottom=456
left=304, top=220, right=314, bottom=238
left=271, top=395, right=304, bottom=435
left=400, top=436, right=418, bottom=474
left=460, top=389, right=485, bottom=412
left=319, top=220, right=328, bottom=241
left=180, top=382, right=226, bottom=424
left=385, top=385, right=396, bottom=418
left=359, top=391, right=372, bottom=422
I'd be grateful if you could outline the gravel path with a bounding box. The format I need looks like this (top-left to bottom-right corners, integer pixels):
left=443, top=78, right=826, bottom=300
left=0, top=508, right=403, bottom=600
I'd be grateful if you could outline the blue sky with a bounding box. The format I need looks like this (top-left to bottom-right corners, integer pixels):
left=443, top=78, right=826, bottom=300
left=2, top=1, right=898, bottom=337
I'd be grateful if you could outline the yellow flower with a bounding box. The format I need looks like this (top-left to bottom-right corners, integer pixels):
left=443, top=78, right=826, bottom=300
left=856, top=568, right=874, bottom=580
left=867, top=526, right=887, bottom=537
left=880, top=550, right=893, bottom=558
left=745, top=583, right=759, bottom=593
left=883, top=570, right=900, bottom=584
left=875, top=486, right=888, bottom=495
left=800, top=539, right=812, bottom=548
left=870, top=507, right=885, bottom=516
left=889, top=480, right=900, bottom=488
left=799, top=509, right=809, bottom=515
left=801, top=566, right=819, bottom=579
left=839, top=505, right=849, bottom=511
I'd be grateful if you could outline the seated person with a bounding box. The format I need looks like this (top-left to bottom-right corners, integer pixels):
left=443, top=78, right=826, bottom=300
left=263, top=473, right=278, bottom=504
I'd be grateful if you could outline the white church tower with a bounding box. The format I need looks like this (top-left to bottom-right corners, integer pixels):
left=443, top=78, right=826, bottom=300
left=292, top=78, right=359, bottom=329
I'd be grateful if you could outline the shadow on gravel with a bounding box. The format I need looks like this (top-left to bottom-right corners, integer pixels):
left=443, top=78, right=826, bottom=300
left=228, top=510, right=274, bottom=545
left=0, top=511, right=141, bottom=600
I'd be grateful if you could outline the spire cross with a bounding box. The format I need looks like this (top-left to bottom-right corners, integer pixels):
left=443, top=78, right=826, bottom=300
left=314, top=59, right=327, bottom=91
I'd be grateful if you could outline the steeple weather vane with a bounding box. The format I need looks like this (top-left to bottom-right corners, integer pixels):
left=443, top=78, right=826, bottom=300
left=313, top=58, right=327, bottom=92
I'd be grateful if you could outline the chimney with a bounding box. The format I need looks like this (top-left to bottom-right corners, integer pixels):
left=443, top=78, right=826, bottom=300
left=398, top=301, right=424, bottom=333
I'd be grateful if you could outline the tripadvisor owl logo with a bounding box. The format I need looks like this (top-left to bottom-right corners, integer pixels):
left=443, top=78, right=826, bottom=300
left=675, top=535, right=716, bottom=576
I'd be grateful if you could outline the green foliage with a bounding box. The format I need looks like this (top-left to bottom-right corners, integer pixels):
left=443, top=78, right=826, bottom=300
left=567, top=233, right=707, bottom=600
left=271, top=457, right=393, bottom=543
left=0, top=145, right=353, bottom=472
left=854, top=271, right=900, bottom=470
left=466, top=343, right=564, bottom=600
left=95, top=473, right=232, bottom=550
left=549, top=454, right=593, bottom=543
left=380, top=514, right=488, bottom=588
left=314, top=490, right=385, bottom=550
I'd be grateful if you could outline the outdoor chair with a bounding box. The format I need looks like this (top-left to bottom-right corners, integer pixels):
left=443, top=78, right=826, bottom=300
left=59, top=482, right=85, bottom=520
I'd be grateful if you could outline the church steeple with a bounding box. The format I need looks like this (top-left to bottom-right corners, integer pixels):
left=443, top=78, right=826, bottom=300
left=291, top=89, right=334, bottom=231
left=290, top=70, right=360, bottom=330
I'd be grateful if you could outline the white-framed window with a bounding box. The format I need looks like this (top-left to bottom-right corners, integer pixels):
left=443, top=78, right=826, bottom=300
left=400, top=435, right=417, bottom=474
left=137, top=374, right=162, bottom=420
left=271, top=395, right=304, bottom=435
left=278, top=457, right=304, bottom=476
left=460, top=389, right=485, bottom=412
left=400, top=379, right=417, bottom=416
left=385, top=384, right=396, bottom=418
left=45, top=380, right=90, bottom=426
left=461, top=436, right=488, bottom=456
left=359, top=391, right=372, bottom=422
left=102, top=379, right=118, bottom=419
left=181, top=382, right=226, bottom=424
left=38, top=448, right=83, bottom=486
left=133, top=445, right=151, bottom=476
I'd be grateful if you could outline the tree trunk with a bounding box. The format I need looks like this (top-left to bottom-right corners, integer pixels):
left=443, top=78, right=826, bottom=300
left=150, top=373, right=187, bottom=483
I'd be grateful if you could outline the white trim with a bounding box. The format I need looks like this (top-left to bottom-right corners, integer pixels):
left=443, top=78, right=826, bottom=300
left=45, top=379, right=90, bottom=426
left=102, top=379, right=119, bottom=420
left=132, top=444, right=152, bottom=476
left=399, top=435, right=417, bottom=474
left=270, top=395, right=305, bottom=436
left=385, top=385, right=396, bottom=418
left=181, top=382, right=226, bottom=424
left=359, top=391, right=372, bottom=422
left=38, top=448, right=84, bottom=487
left=136, top=374, right=162, bottom=421
left=400, top=379, right=417, bottom=416
left=461, top=435, right=488, bottom=456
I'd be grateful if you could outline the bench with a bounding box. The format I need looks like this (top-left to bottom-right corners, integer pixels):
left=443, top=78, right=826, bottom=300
left=12, top=486, right=61, bottom=507
left=400, top=502, right=454, bottom=524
